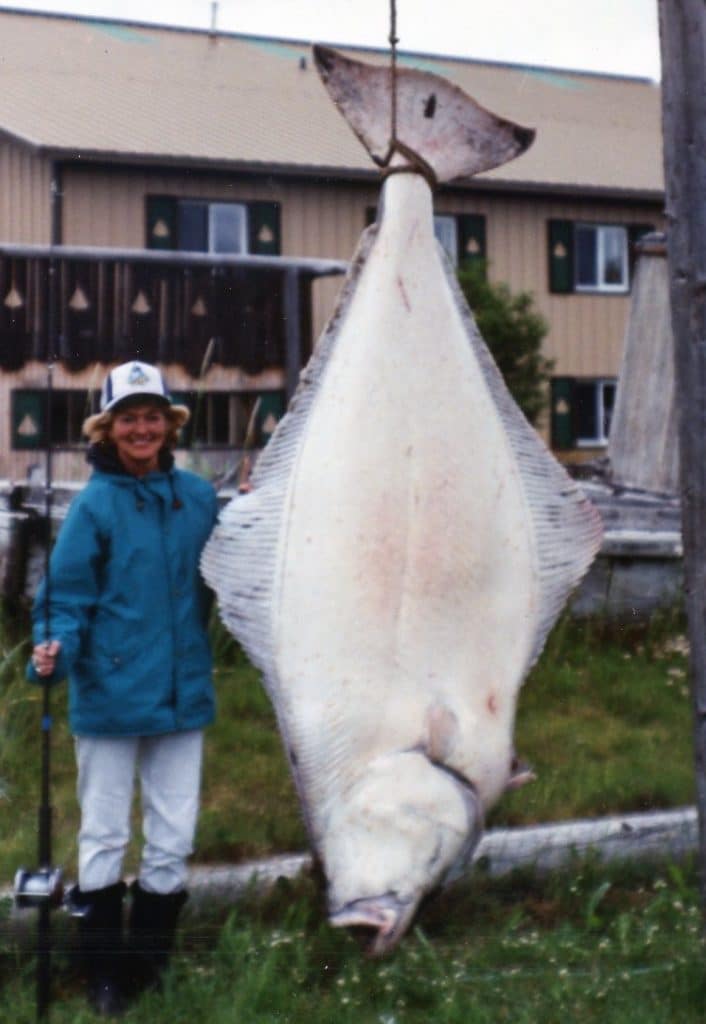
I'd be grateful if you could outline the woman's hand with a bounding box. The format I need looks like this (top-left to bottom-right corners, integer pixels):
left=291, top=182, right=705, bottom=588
left=238, top=454, right=253, bottom=494
left=32, top=640, right=61, bottom=677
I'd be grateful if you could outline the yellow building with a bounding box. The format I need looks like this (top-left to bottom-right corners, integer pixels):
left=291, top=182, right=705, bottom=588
left=0, top=9, right=664, bottom=481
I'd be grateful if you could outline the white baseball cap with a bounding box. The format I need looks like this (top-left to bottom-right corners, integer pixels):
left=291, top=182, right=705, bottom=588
left=100, top=361, right=172, bottom=413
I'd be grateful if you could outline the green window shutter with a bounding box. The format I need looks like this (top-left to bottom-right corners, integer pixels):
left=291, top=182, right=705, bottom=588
left=458, top=214, right=486, bottom=273
left=628, top=222, right=656, bottom=282
left=248, top=202, right=281, bottom=255
left=550, top=377, right=576, bottom=450
left=255, top=390, right=286, bottom=447
left=12, top=390, right=47, bottom=450
left=146, top=196, right=178, bottom=250
left=548, top=220, right=574, bottom=294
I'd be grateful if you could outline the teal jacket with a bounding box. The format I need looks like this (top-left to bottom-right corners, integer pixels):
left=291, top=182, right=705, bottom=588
left=28, top=448, right=219, bottom=737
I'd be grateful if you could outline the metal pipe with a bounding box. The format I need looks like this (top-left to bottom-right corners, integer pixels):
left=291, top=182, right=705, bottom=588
left=0, top=242, right=348, bottom=277
left=49, top=163, right=62, bottom=249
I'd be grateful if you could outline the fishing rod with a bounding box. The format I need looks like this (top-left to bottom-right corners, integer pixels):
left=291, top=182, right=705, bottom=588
left=14, top=262, right=64, bottom=1020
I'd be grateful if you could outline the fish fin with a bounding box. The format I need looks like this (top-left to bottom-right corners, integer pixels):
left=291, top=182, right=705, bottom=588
left=313, top=45, right=534, bottom=183
left=440, top=251, right=603, bottom=670
left=201, top=225, right=379, bottom=685
left=425, top=703, right=459, bottom=764
left=329, top=895, right=418, bottom=957
left=507, top=755, right=537, bottom=790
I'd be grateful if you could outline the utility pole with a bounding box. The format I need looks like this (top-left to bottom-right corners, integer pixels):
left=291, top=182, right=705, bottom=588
left=659, top=0, right=706, bottom=918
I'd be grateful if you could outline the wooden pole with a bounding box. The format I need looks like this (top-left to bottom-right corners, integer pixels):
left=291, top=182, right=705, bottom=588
left=659, top=0, right=706, bottom=918
left=284, top=268, right=302, bottom=403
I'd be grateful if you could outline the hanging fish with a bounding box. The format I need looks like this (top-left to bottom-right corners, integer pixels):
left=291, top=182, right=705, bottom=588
left=202, top=45, right=602, bottom=955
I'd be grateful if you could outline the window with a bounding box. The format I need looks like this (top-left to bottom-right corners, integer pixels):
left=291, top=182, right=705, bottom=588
left=575, top=224, right=628, bottom=293
left=548, top=220, right=654, bottom=295
left=12, top=389, right=97, bottom=449
left=575, top=379, right=615, bottom=445
left=551, top=377, right=616, bottom=449
left=172, top=389, right=285, bottom=448
left=146, top=197, right=280, bottom=256
left=433, top=215, right=459, bottom=266
left=366, top=209, right=486, bottom=271
left=435, top=213, right=486, bottom=270
left=11, top=387, right=286, bottom=451
left=178, top=200, right=248, bottom=254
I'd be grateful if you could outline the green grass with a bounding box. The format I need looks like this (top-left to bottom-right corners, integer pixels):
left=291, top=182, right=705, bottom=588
left=0, top=607, right=696, bottom=877
left=1, top=860, right=705, bottom=1022
left=492, top=610, right=695, bottom=827
left=0, top=606, right=702, bottom=1020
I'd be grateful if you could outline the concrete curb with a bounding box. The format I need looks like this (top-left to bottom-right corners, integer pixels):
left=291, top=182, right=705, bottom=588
left=1, top=806, right=698, bottom=937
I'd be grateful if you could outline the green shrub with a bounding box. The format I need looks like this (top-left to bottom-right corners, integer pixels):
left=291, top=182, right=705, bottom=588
left=458, top=261, right=553, bottom=425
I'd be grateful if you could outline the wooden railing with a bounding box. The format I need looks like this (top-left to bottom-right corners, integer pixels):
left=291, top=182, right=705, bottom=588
left=0, top=244, right=347, bottom=395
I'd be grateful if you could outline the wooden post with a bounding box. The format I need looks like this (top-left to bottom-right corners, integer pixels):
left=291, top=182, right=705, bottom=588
left=284, top=268, right=302, bottom=403
left=659, top=0, right=706, bottom=916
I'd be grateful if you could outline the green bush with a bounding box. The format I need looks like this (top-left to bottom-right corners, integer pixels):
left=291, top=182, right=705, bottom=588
left=458, top=261, right=553, bottom=425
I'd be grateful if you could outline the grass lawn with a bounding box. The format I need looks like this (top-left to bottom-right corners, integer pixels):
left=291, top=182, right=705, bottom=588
left=0, top=608, right=696, bottom=877
left=0, top=606, right=701, bottom=1020
left=1, top=860, right=705, bottom=1022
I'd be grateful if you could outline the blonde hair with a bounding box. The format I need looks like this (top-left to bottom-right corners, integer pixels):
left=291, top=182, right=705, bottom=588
left=82, top=402, right=190, bottom=448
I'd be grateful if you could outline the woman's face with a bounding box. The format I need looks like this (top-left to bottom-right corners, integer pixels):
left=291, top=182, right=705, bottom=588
left=108, top=402, right=169, bottom=476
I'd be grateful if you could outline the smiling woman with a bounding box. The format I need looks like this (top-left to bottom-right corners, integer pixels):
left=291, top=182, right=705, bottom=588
left=81, top=363, right=190, bottom=473
left=27, top=359, right=220, bottom=1014
left=108, top=404, right=170, bottom=476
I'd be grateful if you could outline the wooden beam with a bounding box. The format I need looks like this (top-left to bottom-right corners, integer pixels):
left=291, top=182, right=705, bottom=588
left=659, top=0, right=706, bottom=916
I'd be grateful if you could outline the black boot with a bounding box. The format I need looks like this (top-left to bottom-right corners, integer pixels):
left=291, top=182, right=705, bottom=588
left=127, top=881, right=188, bottom=994
left=72, top=881, right=128, bottom=1017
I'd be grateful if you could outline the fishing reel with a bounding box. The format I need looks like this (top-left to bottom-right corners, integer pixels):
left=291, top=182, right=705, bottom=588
left=14, top=866, right=64, bottom=910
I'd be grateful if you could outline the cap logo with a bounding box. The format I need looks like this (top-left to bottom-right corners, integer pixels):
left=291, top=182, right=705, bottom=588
left=128, top=363, right=150, bottom=386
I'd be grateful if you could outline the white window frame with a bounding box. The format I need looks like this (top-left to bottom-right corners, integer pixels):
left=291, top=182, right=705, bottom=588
left=574, top=224, right=629, bottom=294
left=208, top=202, right=248, bottom=255
left=433, top=214, right=458, bottom=266
left=576, top=378, right=617, bottom=447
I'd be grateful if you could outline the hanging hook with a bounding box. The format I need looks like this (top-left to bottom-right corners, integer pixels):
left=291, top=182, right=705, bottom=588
left=389, top=0, right=399, bottom=154
left=381, top=0, right=437, bottom=187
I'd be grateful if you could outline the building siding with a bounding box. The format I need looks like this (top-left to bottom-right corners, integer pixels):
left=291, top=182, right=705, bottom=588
left=0, top=140, right=52, bottom=244
left=59, top=164, right=664, bottom=380
left=0, top=159, right=665, bottom=480
left=60, top=164, right=378, bottom=345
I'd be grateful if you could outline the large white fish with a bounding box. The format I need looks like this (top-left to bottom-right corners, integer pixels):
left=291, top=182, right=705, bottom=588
left=202, top=46, right=602, bottom=954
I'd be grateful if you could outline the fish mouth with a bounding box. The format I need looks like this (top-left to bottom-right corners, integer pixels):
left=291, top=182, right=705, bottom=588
left=329, top=895, right=418, bottom=956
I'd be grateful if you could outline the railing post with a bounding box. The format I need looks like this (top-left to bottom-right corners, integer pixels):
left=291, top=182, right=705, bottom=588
left=284, top=268, right=302, bottom=403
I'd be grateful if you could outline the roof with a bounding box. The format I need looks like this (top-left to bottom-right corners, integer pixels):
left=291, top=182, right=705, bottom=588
left=0, top=8, right=664, bottom=198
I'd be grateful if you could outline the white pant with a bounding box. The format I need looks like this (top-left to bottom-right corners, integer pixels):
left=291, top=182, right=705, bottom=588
left=75, top=731, right=203, bottom=895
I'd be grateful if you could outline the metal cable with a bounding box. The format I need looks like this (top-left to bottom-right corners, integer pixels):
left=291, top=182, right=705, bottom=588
left=389, top=0, right=399, bottom=154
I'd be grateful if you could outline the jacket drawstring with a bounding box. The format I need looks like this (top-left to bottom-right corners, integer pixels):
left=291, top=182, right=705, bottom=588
left=134, top=479, right=147, bottom=512
left=132, top=475, right=182, bottom=511
left=169, top=475, right=183, bottom=510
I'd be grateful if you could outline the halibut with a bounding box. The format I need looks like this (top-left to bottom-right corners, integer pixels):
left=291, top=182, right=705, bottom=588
left=202, top=46, right=602, bottom=954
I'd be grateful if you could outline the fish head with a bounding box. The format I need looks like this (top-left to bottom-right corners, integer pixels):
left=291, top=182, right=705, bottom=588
left=323, top=750, right=483, bottom=955
left=313, top=45, right=534, bottom=184
left=329, top=893, right=419, bottom=957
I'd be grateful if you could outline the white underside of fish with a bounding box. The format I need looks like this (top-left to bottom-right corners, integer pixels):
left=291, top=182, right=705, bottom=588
left=202, top=172, right=602, bottom=948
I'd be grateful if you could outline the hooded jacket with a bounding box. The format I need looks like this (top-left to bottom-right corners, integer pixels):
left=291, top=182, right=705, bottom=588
left=27, top=445, right=219, bottom=736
